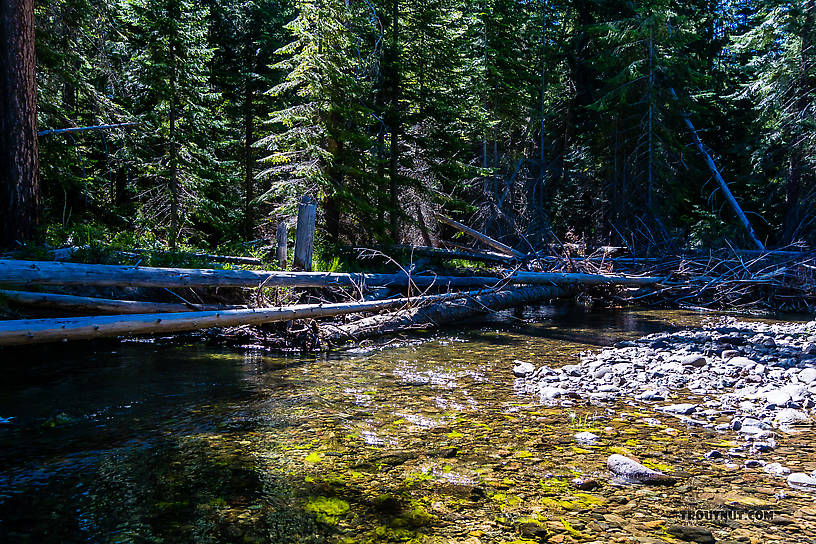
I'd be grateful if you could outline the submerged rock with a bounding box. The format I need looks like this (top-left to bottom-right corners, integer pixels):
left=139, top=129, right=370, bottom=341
left=665, top=525, right=715, bottom=544
left=574, top=431, right=599, bottom=445
left=571, top=477, right=601, bottom=490
left=656, top=403, right=697, bottom=415
left=607, top=454, right=677, bottom=486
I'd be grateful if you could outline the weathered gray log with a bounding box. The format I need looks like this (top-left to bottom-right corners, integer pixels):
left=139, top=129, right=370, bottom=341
left=294, top=196, right=316, bottom=271
left=276, top=222, right=288, bottom=268
left=321, top=286, right=566, bottom=345
left=0, top=260, right=663, bottom=290
left=670, top=88, right=765, bottom=251
left=434, top=213, right=528, bottom=259
left=0, top=290, right=486, bottom=346
left=0, top=289, right=239, bottom=314
left=507, top=271, right=661, bottom=286
left=388, top=245, right=511, bottom=264
left=49, top=246, right=263, bottom=266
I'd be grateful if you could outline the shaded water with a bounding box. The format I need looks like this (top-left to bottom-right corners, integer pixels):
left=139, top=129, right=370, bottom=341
left=1, top=306, right=815, bottom=543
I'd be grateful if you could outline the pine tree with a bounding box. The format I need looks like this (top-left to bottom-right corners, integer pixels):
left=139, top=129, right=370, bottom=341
left=734, top=0, right=815, bottom=244
left=121, top=0, right=218, bottom=247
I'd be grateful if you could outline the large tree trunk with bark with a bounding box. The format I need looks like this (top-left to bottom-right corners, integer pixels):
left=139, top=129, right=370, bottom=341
left=0, top=0, right=40, bottom=248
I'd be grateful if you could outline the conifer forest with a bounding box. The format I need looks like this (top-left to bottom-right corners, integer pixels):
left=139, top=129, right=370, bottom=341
left=1, top=0, right=813, bottom=253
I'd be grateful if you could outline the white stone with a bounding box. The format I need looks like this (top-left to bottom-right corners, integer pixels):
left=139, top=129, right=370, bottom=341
left=574, top=431, right=599, bottom=444
left=763, top=463, right=790, bottom=477
left=513, top=361, right=535, bottom=377
left=799, top=367, right=816, bottom=384
left=787, top=472, right=816, bottom=492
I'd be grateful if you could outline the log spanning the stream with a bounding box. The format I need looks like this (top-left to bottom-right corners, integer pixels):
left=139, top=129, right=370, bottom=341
left=321, top=286, right=567, bottom=345
left=0, top=289, right=528, bottom=346
left=0, top=290, right=239, bottom=314
left=0, top=260, right=663, bottom=290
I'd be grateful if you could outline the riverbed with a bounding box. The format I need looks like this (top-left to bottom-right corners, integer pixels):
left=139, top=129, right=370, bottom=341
left=1, top=306, right=814, bottom=543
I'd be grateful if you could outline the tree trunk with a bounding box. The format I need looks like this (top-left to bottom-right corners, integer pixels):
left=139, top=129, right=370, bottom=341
left=243, top=77, right=254, bottom=239
left=169, top=89, right=178, bottom=249
left=0, top=0, right=40, bottom=248
left=387, top=0, right=401, bottom=241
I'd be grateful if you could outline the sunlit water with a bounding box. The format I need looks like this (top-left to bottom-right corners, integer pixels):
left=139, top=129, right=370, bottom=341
left=1, top=306, right=815, bottom=543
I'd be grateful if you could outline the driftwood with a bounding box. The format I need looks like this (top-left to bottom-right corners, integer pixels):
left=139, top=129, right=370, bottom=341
left=434, top=213, right=528, bottom=259
left=0, top=289, right=238, bottom=314
left=321, top=286, right=566, bottom=345
left=0, top=260, right=663, bottom=289
left=0, top=290, right=512, bottom=346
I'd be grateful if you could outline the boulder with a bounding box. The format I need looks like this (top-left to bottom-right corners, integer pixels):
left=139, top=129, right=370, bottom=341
left=787, top=472, right=816, bottom=492
left=681, top=354, right=707, bottom=367
left=665, top=525, right=714, bottom=544
left=656, top=403, right=697, bottom=415
left=607, top=454, right=677, bottom=485
left=513, top=361, right=536, bottom=377
left=798, top=367, right=816, bottom=384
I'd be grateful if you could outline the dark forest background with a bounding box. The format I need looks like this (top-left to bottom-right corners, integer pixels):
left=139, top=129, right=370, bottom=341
left=25, top=0, right=816, bottom=254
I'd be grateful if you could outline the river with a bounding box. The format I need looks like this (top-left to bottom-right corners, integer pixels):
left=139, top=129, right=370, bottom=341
left=1, top=306, right=814, bottom=543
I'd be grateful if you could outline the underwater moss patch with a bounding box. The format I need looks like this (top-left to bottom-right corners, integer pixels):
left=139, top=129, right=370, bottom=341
left=304, top=451, right=322, bottom=463
left=490, top=492, right=522, bottom=508
left=305, top=496, right=350, bottom=525
left=641, top=460, right=672, bottom=472
left=560, top=517, right=587, bottom=538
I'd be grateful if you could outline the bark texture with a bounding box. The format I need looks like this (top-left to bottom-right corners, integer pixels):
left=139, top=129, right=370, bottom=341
left=0, top=0, right=40, bottom=248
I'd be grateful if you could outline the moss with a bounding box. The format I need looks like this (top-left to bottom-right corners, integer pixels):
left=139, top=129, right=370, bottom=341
left=445, top=431, right=464, bottom=438
left=304, top=451, right=322, bottom=463
left=490, top=492, right=522, bottom=508
left=560, top=517, right=587, bottom=538
left=641, top=460, right=672, bottom=472
left=305, top=496, right=350, bottom=525
left=573, top=492, right=605, bottom=506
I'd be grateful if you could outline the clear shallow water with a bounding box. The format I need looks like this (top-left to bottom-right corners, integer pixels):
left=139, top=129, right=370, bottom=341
left=1, top=306, right=815, bottom=543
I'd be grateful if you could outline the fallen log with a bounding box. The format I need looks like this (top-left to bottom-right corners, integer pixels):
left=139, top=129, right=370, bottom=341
left=50, top=246, right=263, bottom=266
left=434, top=213, right=528, bottom=259
left=0, top=260, right=663, bottom=290
left=0, top=290, right=494, bottom=346
left=320, top=286, right=567, bottom=345
left=0, top=289, right=239, bottom=314
left=381, top=245, right=511, bottom=264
